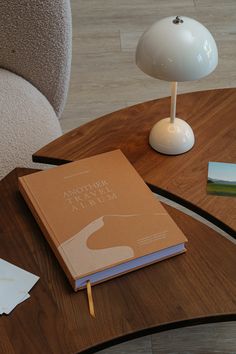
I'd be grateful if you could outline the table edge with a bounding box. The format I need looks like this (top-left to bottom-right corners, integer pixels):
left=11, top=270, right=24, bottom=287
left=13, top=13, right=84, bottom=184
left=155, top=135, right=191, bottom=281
left=148, top=183, right=236, bottom=238
left=79, top=314, right=236, bottom=354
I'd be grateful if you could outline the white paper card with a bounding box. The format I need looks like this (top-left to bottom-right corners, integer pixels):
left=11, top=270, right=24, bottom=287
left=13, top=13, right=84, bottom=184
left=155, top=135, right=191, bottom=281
left=4, top=294, right=30, bottom=315
left=0, top=259, right=39, bottom=314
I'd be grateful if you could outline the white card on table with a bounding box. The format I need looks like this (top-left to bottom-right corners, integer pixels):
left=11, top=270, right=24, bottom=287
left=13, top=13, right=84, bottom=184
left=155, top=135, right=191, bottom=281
left=0, top=259, right=39, bottom=314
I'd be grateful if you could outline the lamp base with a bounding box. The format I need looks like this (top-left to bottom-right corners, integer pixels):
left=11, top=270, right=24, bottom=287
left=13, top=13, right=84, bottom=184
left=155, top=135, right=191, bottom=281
left=149, top=117, right=195, bottom=155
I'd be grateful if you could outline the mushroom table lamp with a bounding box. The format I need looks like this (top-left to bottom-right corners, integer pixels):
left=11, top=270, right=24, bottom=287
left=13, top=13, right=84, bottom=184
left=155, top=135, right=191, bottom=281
left=136, top=16, right=218, bottom=155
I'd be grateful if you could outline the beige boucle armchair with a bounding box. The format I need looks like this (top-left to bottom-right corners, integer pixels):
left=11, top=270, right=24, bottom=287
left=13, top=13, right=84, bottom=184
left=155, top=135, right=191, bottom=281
left=0, top=0, right=72, bottom=179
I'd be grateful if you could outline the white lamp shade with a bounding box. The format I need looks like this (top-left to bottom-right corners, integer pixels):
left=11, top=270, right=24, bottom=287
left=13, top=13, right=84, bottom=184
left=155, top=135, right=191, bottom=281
left=136, top=16, right=218, bottom=81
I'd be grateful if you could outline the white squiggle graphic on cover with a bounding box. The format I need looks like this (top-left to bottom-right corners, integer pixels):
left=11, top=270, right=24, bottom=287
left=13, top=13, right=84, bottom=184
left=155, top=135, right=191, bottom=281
left=58, top=213, right=166, bottom=278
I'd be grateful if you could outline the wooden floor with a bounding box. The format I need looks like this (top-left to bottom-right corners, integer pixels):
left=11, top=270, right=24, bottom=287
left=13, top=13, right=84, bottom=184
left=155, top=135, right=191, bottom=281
left=62, top=1, right=236, bottom=352
left=61, top=0, right=236, bottom=133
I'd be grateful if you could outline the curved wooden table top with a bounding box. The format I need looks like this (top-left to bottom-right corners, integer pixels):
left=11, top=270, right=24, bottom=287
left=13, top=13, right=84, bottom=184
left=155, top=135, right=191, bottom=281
left=34, top=88, right=236, bottom=236
left=1, top=168, right=235, bottom=353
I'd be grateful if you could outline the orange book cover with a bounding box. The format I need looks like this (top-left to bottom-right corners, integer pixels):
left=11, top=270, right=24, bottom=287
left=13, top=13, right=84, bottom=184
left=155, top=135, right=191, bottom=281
left=18, top=150, right=187, bottom=291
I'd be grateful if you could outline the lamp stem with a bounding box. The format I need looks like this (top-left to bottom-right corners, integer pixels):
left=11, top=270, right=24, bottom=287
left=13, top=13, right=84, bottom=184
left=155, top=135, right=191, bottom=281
left=170, top=81, right=177, bottom=124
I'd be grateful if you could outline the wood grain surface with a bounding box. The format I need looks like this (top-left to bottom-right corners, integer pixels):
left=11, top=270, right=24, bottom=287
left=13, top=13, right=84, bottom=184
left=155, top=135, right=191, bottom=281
left=0, top=168, right=235, bottom=354
left=34, top=88, right=236, bottom=235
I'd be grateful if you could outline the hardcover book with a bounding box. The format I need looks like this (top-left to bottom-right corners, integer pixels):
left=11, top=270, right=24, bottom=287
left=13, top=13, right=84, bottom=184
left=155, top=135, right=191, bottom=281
left=19, top=150, right=187, bottom=291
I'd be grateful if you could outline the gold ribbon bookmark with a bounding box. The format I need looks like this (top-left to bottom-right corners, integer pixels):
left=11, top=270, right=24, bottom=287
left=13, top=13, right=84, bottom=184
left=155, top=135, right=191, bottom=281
left=86, top=280, right=95, bottom=318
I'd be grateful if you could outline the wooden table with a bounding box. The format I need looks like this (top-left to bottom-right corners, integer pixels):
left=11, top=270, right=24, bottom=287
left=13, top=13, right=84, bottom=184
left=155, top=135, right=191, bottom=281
left=0, top=166, right=235, bottom=353
left=34, top=88, right=236, bottom=236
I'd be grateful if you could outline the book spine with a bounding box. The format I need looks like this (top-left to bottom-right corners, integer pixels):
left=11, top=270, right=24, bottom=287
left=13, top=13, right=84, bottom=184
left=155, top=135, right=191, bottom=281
left=76, top=249, right=186, bottom=291
left=18, top=178, right=76, bottom=290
